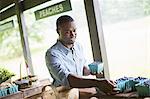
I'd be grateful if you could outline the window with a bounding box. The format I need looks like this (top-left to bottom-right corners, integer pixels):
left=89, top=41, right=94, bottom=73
left=99, top=0, right=150, bottom=80
left=24, top=0, right=93, bottom=80
left=0, top=16, right=26, bottom=80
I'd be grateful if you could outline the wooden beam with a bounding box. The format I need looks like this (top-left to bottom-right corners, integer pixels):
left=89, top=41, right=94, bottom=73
left=84, top=0, right=110, bottom=79
left=0, top=0, right=14, bottom=11
left=84, top=0, right=102, bottom=62
left=14, top=0, right=34, bottom=75
left=0, top=6, right=15, bottom=21
left=0, top=0, right=51, bottom=21
left=23, top=0, right=51, bottom=11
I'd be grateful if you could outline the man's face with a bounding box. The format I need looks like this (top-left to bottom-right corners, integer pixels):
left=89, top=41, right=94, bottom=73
left=58, top=21, right=77, bottom=45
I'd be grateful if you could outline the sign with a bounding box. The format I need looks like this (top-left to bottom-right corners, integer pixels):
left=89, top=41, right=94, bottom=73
left=0, top=20, right=14, bottom=31
left=34, top=0, right=72, bottom=20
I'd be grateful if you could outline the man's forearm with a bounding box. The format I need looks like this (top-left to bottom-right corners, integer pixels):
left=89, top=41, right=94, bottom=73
left=68, top=74, right=117, bottom=94
left=68, top=74, right=98, bottom=88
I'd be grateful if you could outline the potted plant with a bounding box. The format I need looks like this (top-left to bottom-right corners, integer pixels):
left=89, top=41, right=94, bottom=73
left=0, top=67, right=15, bottom=84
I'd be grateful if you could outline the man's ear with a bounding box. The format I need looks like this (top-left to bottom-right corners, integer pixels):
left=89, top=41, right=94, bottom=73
left=56, top=29, right=60, bottom=35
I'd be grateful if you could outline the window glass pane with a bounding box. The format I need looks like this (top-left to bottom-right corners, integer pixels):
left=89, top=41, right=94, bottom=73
left=99, top=0, right=150, bottom=80
left=0, top=16, right=26, bottom=80
left=24, top=0, right=93, bottom=80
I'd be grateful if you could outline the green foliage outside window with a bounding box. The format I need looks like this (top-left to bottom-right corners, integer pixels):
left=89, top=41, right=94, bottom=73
left=100, top=0, right=150, bottom=24
left=0, top=22, right=44, bottom=60
left=143, top=0, right=150, bottom=15
left=0, top=67, right=15, bottom=84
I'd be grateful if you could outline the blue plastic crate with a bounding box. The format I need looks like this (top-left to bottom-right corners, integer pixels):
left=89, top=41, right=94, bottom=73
left=0, top=88, right=8, bottom=97
left=0, top=85, right=18, bottom=97
left=8, top=85, right=18, bottom=94
left=116, top=80, right=138, bottom=92
left=116, top=80, right=126, bottom=92
left=88, top=62, right=103, bottom=74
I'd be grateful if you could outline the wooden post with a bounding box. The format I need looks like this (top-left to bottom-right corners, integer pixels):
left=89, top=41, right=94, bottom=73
left=14, top=0, right=34, bottom=75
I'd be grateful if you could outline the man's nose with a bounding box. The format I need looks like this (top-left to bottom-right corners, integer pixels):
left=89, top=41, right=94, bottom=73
left=70, top=31, right=76, bottom=36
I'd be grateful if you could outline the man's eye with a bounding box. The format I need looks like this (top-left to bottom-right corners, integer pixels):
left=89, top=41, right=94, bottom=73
left=73, top=29, right=76, bottom=32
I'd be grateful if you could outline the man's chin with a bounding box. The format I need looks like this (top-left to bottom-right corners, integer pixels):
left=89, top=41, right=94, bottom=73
left=68, top=40, right=75, bottom=44
left=69, top=42, right=75, bottom=44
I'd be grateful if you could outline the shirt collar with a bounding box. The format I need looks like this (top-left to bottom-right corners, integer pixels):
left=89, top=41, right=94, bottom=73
left=57, top=40, right=74, bottom=55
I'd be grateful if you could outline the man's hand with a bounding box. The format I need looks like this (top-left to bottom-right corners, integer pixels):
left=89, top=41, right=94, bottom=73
left=95, top=72, right=104, bottom=78
left=96, top=79, right=118, bottom=94
left=83, top=66, right=91, bottom=76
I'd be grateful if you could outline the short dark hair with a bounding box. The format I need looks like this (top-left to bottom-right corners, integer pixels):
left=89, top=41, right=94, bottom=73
left=56, top=15, right=74, bottom=29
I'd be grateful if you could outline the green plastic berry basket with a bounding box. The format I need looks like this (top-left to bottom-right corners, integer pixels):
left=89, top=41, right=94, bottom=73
left=135, top=84, right=150, bottom=97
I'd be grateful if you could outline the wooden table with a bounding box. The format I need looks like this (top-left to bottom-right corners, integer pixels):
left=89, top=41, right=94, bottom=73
left=96, top=92, right=150, bottom=99
left=1, top=79, right=150, bottom=99
left=0, top=79, right=52, bottom=99
left=42, top=86, right=150, bottom=99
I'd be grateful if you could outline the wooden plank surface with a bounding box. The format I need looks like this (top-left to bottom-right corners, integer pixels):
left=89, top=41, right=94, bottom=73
left=0, top=91, right=23, bottom=99
left=96, top=92, right=150, bottom=99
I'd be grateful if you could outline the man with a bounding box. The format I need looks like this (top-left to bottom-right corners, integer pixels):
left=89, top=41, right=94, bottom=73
left=45, top=15, right=117, bottom=98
